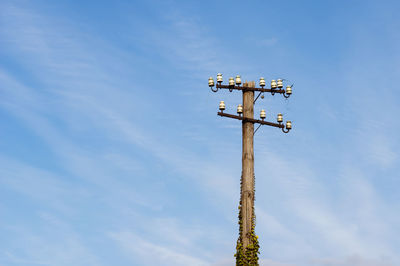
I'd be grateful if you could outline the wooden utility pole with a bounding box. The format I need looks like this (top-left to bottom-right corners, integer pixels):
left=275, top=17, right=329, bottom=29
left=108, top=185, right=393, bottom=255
left=208, top=74, right=293, bottom=265
left=241, top=81, right=255, bottom=248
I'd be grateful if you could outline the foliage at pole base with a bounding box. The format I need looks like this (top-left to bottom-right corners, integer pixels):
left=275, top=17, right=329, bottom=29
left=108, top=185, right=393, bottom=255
left=235, top=173, right=260, bottom=265
left=234, top=226, right=260, bottom=265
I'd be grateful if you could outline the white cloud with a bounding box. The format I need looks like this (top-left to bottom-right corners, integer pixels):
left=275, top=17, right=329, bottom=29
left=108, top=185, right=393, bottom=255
left=1, top=213, right=102, bottom=266
left=310, top=254, right=395, bottom=266
left=110, top=231, right=209, bottom=266
left=259, top=38, right=278, bottom=47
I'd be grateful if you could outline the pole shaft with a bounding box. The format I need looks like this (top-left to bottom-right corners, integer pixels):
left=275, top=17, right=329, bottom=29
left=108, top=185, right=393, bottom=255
left=241, top=81, right=255, bottom=248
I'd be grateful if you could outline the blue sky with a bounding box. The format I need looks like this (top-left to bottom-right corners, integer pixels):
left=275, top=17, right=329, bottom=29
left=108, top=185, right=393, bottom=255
left=0, top=0, right=399, bottom=265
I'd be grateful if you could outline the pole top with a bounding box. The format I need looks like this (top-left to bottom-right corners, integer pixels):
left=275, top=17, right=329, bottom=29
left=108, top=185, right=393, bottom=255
left=243, top=81, right=255, bottom=88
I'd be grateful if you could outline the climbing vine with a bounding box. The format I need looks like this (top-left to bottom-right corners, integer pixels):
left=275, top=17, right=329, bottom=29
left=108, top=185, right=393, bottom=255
left=234, top=173, right=260, bottom=265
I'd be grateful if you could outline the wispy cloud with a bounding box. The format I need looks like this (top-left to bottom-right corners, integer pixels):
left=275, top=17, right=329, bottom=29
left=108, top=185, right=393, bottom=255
left=110, top=231, right=209, bottom=266
left=311, top=255, right=395, bottom=266
left=258, top=37, right=278, bottom=47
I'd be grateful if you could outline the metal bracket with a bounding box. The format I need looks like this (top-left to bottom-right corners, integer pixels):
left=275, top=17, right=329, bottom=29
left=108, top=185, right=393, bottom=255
left=254, top=124, right=262, bottom=134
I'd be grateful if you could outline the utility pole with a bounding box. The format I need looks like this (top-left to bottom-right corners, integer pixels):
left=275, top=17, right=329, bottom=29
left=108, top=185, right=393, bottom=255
left=241, top=81, right=255, bottom=251
left=208, top=75, right=293, bottom=265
